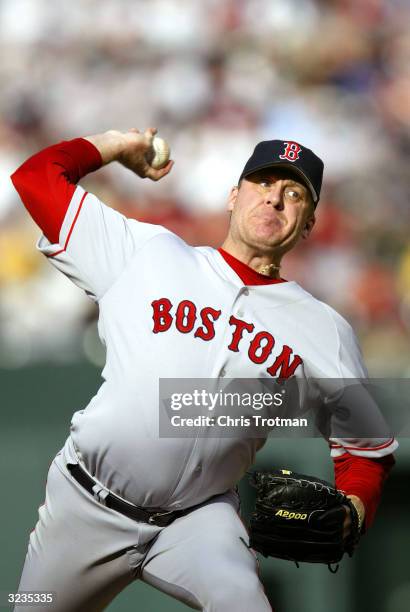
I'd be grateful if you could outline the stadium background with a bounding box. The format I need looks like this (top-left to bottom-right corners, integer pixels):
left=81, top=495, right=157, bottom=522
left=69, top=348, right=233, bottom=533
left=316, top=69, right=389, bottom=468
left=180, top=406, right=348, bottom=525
left=0, top=0, right=409, bottom=610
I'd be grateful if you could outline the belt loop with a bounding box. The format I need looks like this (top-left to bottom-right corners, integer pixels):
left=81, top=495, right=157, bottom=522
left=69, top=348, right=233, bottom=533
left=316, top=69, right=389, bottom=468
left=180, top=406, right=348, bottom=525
left=92, top=484, right=109, bottom=506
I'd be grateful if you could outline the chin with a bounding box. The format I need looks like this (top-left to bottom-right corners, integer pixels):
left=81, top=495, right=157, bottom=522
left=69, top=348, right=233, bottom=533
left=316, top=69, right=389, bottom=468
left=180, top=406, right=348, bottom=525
left=253, top=229, right=284, bottom=245
left=247, top=239, right=282, bottom=254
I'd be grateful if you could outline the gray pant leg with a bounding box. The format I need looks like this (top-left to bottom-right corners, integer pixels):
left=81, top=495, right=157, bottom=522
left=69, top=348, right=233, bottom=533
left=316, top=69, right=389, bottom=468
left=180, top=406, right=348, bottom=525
left=142, top=494, right=272, bottom=612
left=15, top=452, right=161, bottom=612
left=15, top=447, right=271, bottom=612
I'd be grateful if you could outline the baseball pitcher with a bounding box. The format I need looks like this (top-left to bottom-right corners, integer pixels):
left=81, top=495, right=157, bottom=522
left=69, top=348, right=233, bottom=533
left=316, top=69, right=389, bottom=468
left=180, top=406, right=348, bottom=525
left=10, top=129, right=397, bottom=611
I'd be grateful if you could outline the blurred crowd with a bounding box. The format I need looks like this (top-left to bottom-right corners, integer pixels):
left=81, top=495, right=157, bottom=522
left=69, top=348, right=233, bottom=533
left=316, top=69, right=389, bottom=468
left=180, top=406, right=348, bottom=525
left=0, top=0, right=409, bottom=374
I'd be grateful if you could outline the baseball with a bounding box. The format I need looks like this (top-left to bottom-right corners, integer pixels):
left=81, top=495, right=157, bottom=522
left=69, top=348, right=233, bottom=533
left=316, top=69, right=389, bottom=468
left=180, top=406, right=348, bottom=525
left=149, top=136, right=170, bottom=169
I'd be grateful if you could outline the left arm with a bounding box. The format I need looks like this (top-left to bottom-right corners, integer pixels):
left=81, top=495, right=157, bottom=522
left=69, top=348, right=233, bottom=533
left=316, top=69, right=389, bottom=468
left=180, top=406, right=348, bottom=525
left=325, top=306, right=398, bottom=537
left=336, top=452, right=395, bottom=535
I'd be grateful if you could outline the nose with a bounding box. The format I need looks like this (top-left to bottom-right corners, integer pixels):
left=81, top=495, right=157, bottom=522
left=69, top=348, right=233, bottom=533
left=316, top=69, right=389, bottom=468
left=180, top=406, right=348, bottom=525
left=264, top=183, right=284, bottom=210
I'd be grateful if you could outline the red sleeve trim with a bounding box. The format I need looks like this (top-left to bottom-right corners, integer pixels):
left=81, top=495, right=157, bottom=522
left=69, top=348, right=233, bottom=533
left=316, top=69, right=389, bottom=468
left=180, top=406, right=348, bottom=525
left=330, top=437, right=395, bottom=451
left=47, top=191, right=88, bottom=257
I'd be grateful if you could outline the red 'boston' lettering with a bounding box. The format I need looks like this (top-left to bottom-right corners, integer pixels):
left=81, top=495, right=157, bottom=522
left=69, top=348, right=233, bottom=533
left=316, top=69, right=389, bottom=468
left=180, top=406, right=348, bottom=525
left=248, top=331, right=275, bottom=364
left=151, top=298, right=303, bottom=378
left=194, top=307, right=221, bottom=341
left=266, top=345, right=302, bottom=379
left=228, top=316, right=255, bottom=352
left=151, top=298, right=173, bottom=333
left=176, top=300, right=197, bottom=333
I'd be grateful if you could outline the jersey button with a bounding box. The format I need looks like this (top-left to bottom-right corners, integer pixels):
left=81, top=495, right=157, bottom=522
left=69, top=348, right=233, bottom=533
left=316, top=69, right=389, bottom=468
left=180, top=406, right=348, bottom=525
left=219, top=368, right=226, bottom=377
left=242, top=288, right=249, bottom=296
left=194, top=464, right=202, bottom=474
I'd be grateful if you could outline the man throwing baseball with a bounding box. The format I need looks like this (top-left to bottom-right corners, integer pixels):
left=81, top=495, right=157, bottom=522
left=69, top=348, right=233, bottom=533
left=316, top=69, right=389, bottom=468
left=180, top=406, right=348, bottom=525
left=11, top=128, right=397, bottom=611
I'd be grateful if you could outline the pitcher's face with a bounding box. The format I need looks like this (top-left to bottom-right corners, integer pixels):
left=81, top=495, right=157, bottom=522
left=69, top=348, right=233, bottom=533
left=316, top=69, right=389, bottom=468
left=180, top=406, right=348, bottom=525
left=226, top=169, right=315, bottom=255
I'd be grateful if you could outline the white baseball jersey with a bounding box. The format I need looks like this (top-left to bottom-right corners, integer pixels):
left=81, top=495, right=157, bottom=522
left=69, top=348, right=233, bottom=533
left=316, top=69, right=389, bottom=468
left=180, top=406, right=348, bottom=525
left=37, top=185, right=398, bottom=511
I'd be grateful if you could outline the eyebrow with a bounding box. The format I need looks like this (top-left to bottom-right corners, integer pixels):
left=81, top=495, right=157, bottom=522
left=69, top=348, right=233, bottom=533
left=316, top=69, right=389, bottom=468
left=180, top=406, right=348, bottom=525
left=283, top=180, right=302, bottom=187
left=256, top=175, right=307, bottom=192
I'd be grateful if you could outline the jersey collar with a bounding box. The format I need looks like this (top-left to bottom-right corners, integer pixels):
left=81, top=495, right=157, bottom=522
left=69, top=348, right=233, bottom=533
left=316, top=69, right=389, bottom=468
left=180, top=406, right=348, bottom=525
left=217, top=248, right=287, bottom=286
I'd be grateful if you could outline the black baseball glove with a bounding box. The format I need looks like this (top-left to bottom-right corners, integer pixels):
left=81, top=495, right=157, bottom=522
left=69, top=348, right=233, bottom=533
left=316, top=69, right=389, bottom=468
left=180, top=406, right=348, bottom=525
left=248, top=469, right=361, bottom=570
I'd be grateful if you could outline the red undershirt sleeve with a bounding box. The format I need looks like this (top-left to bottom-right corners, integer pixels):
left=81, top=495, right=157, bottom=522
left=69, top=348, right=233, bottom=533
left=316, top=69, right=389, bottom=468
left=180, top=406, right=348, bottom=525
left=333, top=453, right=395, bottom=530
left=10, top=138, right=102, bottom=244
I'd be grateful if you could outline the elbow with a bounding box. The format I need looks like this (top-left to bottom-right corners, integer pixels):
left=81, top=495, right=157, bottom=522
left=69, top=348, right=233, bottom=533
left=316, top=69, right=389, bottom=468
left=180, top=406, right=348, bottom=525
left=10, top=162, right=43, bottom=208
left=10, top=167, right=22, bottom=190
left=10, top=163, right=44, bottom=222
left=10, top=148, right=48, bottom=198
left=10, top=164, right=30, bottom=196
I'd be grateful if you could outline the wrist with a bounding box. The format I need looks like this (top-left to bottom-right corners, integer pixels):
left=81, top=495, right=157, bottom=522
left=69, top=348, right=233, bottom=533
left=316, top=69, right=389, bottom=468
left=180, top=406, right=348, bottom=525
left=84, top=130, right=128, bottom=165
left=347, top=494, right=366, bottom=531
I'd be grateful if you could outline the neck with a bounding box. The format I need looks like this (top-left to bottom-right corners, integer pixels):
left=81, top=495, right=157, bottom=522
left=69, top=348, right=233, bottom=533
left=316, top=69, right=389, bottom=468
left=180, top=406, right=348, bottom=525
left=220, top=238, right=282, bottom=279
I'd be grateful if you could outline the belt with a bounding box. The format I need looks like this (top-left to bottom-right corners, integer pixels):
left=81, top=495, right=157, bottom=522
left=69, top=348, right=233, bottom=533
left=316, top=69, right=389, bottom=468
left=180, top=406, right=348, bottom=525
left=67, top=462, right=187, bottom=527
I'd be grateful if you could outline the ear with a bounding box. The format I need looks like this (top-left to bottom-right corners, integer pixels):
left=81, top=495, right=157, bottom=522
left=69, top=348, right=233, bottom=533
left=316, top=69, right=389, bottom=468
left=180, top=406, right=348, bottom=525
left=301, top=214, right=315, bottom=239
left=227, top=186, right=239, bottom=212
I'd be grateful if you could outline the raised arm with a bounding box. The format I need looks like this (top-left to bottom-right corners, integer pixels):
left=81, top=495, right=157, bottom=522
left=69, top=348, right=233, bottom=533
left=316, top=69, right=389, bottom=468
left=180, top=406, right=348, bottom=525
left=11, top=128, right=174, bottom=300
left=11, top=128, right=173, bottom=244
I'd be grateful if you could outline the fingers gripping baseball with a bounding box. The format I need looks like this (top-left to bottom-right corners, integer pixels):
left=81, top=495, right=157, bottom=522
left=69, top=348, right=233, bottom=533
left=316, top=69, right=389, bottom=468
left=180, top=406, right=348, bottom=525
left=119, top=128, right=173, bottom=181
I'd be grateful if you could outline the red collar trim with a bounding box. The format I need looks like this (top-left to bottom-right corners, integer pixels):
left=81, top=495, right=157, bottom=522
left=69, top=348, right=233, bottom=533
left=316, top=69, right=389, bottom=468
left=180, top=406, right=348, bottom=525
left=218, top=248, right=287, bottom=285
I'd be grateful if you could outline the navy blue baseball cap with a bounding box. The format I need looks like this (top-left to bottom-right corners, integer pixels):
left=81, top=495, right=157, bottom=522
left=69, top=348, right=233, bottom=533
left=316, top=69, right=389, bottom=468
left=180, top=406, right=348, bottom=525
left=239, top=140, right=324, bottom=205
